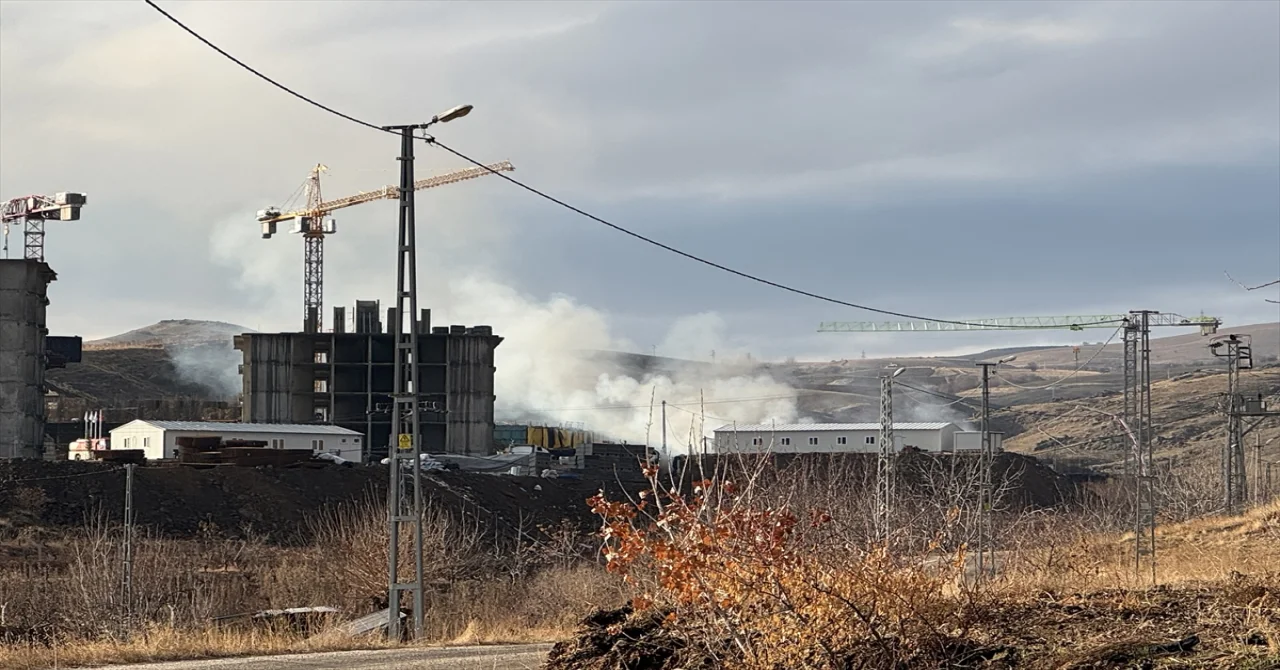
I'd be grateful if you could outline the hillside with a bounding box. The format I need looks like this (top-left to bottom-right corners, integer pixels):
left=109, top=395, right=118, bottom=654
left=84, top=319, right=253, bottom=350
left=1001, top=365, right=1280, bottom=478
left=50, top=320, right=251, bottom=400
left=996, top=322, right=1280, bottom=370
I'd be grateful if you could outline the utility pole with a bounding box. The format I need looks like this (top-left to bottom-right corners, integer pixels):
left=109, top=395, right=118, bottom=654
left=1211, top=334, right=1251, bottom=513
left=1124, top=310, right=1157, bottom=584
left=876, top=368, right=903, bottom=543
left=974, top=363, right=993, bottom=580
left=972, top=356, right=1013, bottom=580
left=661, top=401, right=667, bottom=458
left=1256, top=433, right=1263, bottom=504
left=122, top=463, right=135, bottom=636
left=380, top=104, right=473, bottom=642
left=383, top=124, right=425, bottom=642
left=1209, top=334, right=1278, bottom=511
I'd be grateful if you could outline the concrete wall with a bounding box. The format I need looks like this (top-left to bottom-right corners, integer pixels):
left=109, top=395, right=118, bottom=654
left=713, top=426, right=958, bottom=454
left=0, top=261, right=55, bottom=459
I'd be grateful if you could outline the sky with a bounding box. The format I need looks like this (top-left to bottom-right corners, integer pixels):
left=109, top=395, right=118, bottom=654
left=2, top=0, right=1278, bottom=364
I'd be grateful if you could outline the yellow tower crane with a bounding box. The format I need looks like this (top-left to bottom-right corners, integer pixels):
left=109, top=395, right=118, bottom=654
left=258, top=160, right=514, bottom=333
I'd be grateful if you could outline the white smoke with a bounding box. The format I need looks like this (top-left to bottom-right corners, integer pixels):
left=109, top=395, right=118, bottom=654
left=206, top=198, right=801, bottom=454
left=168, top=343, right=242, bottom=398
left=436, top=278, right=799, bottom=454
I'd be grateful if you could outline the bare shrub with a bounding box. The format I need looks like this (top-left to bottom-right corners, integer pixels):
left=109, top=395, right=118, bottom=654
left=591, top=466, right=973, bottom=668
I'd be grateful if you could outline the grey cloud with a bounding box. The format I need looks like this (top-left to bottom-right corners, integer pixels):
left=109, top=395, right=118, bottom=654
left=0, top=0, right=1276, bottom=358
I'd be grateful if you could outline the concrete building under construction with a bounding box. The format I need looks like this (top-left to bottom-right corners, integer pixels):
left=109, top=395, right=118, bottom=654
left=234, top=301, right=501, bottom=459
left=0, top=260, right=57, bottom=458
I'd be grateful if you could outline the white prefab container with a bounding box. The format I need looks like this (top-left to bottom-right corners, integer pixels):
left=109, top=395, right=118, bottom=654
left=952, top=431, right=1003, bottom=453
left=712, top=423, right=960, bottom=455
left=107, top=420, right=363, bottom=461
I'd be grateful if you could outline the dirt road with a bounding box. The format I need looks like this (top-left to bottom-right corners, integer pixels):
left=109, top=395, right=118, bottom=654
left=68, top=644, right=552, bottom=670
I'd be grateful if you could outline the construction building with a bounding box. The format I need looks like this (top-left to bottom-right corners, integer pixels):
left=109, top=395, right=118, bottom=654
left=0, top=260, right=85, bottom=458
left=712, top=422, right=963, bottom=455
left=234, top=301, right=501, bottom=459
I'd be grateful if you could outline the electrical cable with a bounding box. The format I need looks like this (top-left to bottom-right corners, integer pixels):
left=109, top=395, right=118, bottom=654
left=2, top=466, right=126, bottom=484
left=991, top=326, right=1124, bottom=391
left=142, top=0, right=1128, bottom=331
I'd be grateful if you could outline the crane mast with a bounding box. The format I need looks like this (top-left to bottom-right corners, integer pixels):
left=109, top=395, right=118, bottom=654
left=257, top=161, right=514, bottom=332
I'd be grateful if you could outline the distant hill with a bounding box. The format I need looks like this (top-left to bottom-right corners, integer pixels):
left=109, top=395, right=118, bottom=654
left=991, top=322, right=1279, bottom=370
left=52, top=320, right=251, bottom=400
left=85, top=319, right=254, bottom=350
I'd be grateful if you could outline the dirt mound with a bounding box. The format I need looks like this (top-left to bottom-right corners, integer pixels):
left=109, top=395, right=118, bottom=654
left=675, top=451, right=1084, bottom=509
left=0, top=461, right=632, bottom=544
left=545, top=578, right=1279, bottom=669
left=544, top=606, right=715, bottom=670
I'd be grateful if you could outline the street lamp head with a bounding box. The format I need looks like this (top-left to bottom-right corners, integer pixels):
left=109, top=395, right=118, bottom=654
left=432, top=104, right=474, bottom=124
left=998, top=355, right=1018, bottom=365
left=891, top=367, right=907, bottom=378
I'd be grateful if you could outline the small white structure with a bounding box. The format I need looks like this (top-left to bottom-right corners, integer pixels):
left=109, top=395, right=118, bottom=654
left=952, top=431, right=1004, bottom=453
left=712, top=423, right=961, bottom=455
left=107, top=420, right=363, bottom=461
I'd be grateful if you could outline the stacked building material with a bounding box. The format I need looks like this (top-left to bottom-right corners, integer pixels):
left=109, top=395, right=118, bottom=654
left=574, top=443, right=654, bottom=482
left=175, top=436, right=313, bottom=467
left=96, top=449, right=145, bottom=465
left=176, top=436, right=223, bottom=464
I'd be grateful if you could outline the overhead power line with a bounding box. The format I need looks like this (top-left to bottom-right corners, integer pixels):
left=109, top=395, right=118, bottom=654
left=993, top=326, right=1124, bottom=391
left=142, top=0, right=1121, bottom=331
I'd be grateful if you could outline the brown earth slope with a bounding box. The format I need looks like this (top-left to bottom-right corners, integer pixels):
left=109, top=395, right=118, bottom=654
left=1002, top=365, right=1280, bottom=476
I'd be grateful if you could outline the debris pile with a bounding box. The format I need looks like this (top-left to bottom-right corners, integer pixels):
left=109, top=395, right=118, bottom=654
left=543, top=579, right=1280, bottom=669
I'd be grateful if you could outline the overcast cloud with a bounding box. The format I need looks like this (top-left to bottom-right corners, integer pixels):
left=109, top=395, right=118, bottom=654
left=1, top=0, right=1277, bottom=362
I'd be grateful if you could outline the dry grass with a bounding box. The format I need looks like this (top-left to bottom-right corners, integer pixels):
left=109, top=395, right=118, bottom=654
left=0, top=498, right=623, bottom=670
left=997, top=497, right=1280, bottom=594
left=0, top=625, right=391, bottom=670
left=548, top=456, right=1280, bottom=669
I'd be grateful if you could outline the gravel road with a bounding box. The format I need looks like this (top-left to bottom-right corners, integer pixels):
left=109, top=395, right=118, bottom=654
left=67, top=644, right=552, bottom=670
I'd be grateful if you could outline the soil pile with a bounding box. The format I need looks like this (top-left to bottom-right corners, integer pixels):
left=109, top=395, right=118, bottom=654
left=0, top=461, right=631, bottom=544
left=544, top=578, right=1279, bottom=669
left=544, top=606, right=715, bottom=670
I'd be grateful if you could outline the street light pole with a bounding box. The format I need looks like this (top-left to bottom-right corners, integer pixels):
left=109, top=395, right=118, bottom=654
left=381, top=104, right=472, bottom=642
left=974, top=355, right=1014, bottom=582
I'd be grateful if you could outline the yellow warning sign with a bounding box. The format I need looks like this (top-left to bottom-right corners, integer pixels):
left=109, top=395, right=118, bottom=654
left=397, top=433, right=411, bottom=450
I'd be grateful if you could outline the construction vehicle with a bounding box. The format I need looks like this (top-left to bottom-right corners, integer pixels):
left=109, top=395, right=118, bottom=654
left=1, top=191, right=87, bottom=261
left=258, top=161, right=514, bottom=332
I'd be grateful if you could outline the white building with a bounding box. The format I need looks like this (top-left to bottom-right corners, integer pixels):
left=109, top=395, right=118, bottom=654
left=107, top=420, right=363, bottom=462
left=712, top=423, right=962, bottom=455
left=953, top=431, right=1004, bottom=452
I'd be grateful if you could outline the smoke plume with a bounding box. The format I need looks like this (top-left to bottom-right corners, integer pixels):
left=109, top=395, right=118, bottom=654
left=436, top=277, right=800, bottom=454
left=207, top=203, right=802, bottom=452
left=168, top=343, right=242, bottom=398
